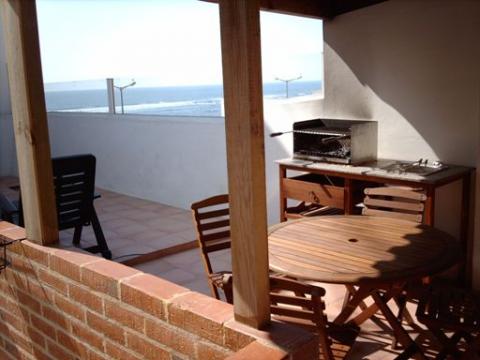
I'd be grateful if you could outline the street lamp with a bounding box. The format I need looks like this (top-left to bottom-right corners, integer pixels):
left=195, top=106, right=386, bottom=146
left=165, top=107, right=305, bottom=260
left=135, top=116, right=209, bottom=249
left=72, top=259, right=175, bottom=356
left=275, top=75, right=302, bottom=98
left=114, top=79, right=136, bottom=114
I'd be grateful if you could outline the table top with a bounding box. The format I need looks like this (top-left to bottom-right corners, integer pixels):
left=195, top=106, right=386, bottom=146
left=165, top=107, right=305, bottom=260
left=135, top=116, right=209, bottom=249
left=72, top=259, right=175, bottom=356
left=277, top=158, right=472, bottom=185
left=268, top=215, right=460, bottom=284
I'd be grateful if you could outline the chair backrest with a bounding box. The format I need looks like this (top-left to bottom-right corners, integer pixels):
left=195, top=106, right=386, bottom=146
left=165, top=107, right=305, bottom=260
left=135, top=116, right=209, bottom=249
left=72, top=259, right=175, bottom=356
left=269, top=276, right=334, bottom=360
left=269, top=275, right=327, bottom=324
left=191, top=194, right=231, bottom=276
left=362, top=186, right=427, bottom=223
left=52, top=154, right=96, bottom=230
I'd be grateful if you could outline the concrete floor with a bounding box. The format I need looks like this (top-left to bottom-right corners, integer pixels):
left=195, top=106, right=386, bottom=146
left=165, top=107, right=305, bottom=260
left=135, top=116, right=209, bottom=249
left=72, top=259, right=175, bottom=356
left=0, top=176, right=442, bottom=359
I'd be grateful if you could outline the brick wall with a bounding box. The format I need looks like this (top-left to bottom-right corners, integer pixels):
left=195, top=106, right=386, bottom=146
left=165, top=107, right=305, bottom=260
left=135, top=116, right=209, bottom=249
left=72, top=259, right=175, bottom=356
left=0, top=222, right=317, bottom=360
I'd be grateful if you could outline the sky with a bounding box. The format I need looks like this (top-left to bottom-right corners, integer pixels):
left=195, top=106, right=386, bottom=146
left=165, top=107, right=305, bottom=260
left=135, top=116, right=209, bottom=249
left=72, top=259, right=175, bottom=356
left=36, top=0, right=323, bottom=88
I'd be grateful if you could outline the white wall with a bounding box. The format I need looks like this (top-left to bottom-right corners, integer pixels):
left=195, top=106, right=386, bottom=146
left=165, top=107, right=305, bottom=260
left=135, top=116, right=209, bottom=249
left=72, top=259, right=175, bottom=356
left=306, top=0, right=480, bottom=239
left=46, top=97, right=319, bottom=225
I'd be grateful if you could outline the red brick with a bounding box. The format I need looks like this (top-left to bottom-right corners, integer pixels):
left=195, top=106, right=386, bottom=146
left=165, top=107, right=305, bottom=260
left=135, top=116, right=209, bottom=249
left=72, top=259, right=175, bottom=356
left=69, top=283, right=103, bottom=313
left=226, top=341, right=288, bottom=360
left=168, top=292, right=233, bottom=345
left=0, top=221, right=18, bottom=232
left=88, top=350, right=109, bottom=360
left=4, top=338, right=32, bottom=360
left=145, top=319, right=196, bottom=357
left=30, top=313, right=57, bottom=341
left=26, top=325, right=46, bottom=349
left=121, top=274, right=189, bottom=319
left=126, top=332, right=170, bottom=360
left=57, top=330, right=90, bottom=358
left=0, top=225, right=26, bottom=242
left=0, top=308, right=28, bottom=334
left=105, top=341, right=143, bottom=360
left=50, top=249, right=101, bottom=282
left=196, top=341, right=233, bottom=360
left=71, top=321, right=104, bottom=351
left=54, top=293, right=86, bottom=321
left=16, top=289, right=41, bottom=313
left=0, top=347, right=13, bottom=360
left=13, top=273, right=55, bottom=303
left=82, top=260, right=140, bottom=298
left=38, top=269, right=68, bottom=295
left=42, top=306, right=70, bottom=330
left=8, top=254, right=37, bottom=277
left=2, top=324, right=34, bottom=355
left=87, top=311, right=125, bottom=344
left=10, top=241, right=51, bottom=267
left=105, top=299, right=144, bottom=332
left=46, top=339, right=75, bottom=360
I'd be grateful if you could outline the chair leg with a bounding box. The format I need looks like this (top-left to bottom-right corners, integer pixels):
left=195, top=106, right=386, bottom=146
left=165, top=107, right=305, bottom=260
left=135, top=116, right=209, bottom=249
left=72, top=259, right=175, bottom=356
left=318, top=331, right=334, bottom=360
left=72, top=225, right=83, bottom=246
left=89, top=208, right=112, bottom=259
left=392, top=294, right=407, bottom=350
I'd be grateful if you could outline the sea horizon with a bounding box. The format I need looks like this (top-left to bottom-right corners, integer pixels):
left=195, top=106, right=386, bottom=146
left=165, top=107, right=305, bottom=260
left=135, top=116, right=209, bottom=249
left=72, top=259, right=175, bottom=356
left=45, top=80, right=323, bottom=117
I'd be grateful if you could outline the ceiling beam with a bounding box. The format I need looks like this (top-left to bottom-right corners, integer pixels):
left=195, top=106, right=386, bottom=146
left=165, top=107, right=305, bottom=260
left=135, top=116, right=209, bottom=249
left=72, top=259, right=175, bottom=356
left=201, top=0, right=388, bottom=19
left=202, top=0, right=333, bottom=19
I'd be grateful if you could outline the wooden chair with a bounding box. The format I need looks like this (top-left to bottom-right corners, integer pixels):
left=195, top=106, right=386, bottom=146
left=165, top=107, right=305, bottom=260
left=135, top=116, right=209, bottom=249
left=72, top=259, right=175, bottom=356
left=347, top=186, right=428, bottom=348
left=362, top=186, right=427, bottom=223
left=191, top=194, right=233, bottom=304
left=0, top=154, right=111, bottom=259
left=270, top=275, right=358, bottom=359
left=408, top=284, right=480, bottom=359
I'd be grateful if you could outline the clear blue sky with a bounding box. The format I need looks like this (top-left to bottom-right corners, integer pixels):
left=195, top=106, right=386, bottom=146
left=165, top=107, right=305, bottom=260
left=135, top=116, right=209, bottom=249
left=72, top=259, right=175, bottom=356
left=36, top=0, right=323, bottom=87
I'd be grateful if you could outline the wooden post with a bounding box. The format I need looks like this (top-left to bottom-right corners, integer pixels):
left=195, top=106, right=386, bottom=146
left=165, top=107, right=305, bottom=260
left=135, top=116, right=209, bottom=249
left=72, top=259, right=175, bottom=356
left=1, top=0, right=58, bottom=245
left=473, top=147, right=480, bottom=289
left=219, top=0, right=270, bottom=328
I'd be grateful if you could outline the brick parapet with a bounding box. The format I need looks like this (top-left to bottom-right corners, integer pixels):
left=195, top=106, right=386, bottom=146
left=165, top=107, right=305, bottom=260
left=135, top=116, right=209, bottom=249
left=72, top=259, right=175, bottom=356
left=0, top=221, right=318, bottom=359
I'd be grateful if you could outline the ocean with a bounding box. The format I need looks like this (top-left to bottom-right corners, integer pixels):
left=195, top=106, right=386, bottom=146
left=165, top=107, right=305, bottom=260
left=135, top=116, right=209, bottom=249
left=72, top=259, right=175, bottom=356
left=44, top=81, right=322, bottom=117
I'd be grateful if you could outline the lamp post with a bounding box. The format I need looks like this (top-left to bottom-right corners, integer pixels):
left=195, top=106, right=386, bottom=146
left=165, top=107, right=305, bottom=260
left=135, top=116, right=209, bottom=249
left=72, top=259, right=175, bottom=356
left=114, top=79, right=136, bottom=114
left=275, top=75, right=302, bottom=98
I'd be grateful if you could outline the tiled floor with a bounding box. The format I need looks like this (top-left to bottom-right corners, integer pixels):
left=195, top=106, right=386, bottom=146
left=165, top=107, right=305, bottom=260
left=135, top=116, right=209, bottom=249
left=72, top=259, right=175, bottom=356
left=0, top=176, right=441, bottom=359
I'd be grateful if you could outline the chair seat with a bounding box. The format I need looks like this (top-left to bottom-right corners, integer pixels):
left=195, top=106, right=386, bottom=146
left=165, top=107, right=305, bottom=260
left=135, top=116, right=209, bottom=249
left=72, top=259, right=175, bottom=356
left=417, top=285, right=480, bottom=333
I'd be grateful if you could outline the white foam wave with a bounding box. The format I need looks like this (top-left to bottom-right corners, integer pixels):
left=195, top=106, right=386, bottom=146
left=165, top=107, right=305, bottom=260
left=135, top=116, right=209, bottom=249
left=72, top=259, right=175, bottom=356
left=59, top=98, right=223, bottom=113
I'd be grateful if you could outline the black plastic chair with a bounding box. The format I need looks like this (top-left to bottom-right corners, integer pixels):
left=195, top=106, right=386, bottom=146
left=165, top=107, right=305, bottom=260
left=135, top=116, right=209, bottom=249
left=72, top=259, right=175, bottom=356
left=0, top=154, right=111, bottom=259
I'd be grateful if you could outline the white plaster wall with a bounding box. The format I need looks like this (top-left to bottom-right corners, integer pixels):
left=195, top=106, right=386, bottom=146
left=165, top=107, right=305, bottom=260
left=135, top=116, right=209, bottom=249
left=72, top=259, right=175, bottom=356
left=46, top=97, right=318, bottom=226
left=302, top=0, right=480, bottom=239
left=48, top=113, right=229, bottom=209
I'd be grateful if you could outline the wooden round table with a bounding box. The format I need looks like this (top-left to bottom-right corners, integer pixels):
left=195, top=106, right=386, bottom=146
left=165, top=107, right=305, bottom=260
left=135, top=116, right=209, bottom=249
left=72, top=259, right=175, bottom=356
left=268, top=215, right=460, bottom=359
left=269, top=215, right=459, bottom=285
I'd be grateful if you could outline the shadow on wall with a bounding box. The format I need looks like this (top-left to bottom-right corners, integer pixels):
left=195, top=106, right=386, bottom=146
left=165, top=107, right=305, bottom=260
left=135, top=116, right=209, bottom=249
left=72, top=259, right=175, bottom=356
left=320, top=0, right=480, bottom=166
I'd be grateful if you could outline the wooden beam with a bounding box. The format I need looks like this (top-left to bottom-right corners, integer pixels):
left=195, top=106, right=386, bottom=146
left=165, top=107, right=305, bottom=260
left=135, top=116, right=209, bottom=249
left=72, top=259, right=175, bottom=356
left=203, top=0, right=331, bottom=19
left=1, top=0, right=58, bottom=245
left=219, top=0, right=270, bottom=328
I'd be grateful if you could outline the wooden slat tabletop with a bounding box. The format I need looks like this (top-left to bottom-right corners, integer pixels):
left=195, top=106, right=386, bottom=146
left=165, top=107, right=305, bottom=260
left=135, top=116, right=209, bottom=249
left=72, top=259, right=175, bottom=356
left=268, top=216, right=460, bottom=284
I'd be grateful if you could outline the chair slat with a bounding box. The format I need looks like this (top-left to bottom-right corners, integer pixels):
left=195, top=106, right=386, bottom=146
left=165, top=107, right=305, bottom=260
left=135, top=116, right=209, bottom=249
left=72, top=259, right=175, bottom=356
left=364, top=197, right=425, bottom=212
left=271, top=305, right=314, bottom=320
left=199, top=219, right=230, bottom=232
left=270, top=293, right=313, bottom=309
left=204, top=240, right=231, bottom=253
left=201, top=230, right=231, bottom=243
left=364, top=187, right=427, bottom=200
left=197, top=208, right=229, bottom=220
left=362, top=208, right=423, bottom=223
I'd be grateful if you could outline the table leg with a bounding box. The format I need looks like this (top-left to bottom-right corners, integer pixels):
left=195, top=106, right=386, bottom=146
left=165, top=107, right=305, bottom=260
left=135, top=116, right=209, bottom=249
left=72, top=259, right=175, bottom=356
left=279, top=166, right=287, bottom=222
left=461, top=172, right=472, bottom=284
left=334, top=285, right=372, bottom=325
left=371, top=289, right=427, bottom=360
